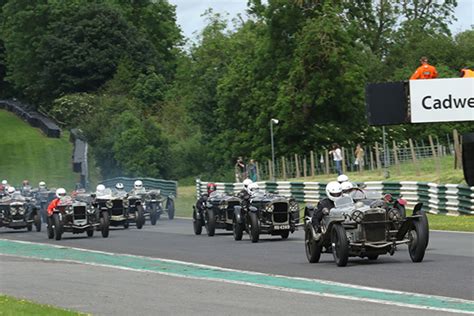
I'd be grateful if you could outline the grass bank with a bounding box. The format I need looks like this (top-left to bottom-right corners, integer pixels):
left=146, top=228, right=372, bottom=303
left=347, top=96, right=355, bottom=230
left=0, top=110, right=79, bottom=190
left=0, top=294, right=86, bottom=315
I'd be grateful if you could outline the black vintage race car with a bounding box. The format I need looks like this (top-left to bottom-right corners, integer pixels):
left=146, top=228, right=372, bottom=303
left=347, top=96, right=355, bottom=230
left=48, top=196, right=109, bottom=240
left=143, top=190, right=175, bottom=224
left=304, top=194, right=429, bottom=267
left=193, top=192, right=241, bottom=236
left=92, top=189, right=131, bottom=229
left=0, top=193, right=41, bottom=232
left=233, top=191, right=300, bottom=243
left=125, top=191, right=146, bottom=229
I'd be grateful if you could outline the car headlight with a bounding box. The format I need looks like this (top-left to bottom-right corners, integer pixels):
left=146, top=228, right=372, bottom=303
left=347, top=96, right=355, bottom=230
left=351, top=210, right=363, bottom=223
left=87, top=208, right=96, bottom=214
left=264, top=203, right=274, bottom=212
left=123, top=199, right=129, bottom=208
left=289, top=202, right=299, bottom=213
left=106, top=200, right=113, bottom=209
left=10, top=208, right=18, bottom=215
left=388, top=209, right=401, bottom=221
left=18, top=207, right=25, bottom=215
left=66, top=206, right=73, bottom=215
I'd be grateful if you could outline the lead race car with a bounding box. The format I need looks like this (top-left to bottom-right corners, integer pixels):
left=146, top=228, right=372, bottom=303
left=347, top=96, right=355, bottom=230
left=304, top=190, right=429, bottom=267
left=48, top=195, right=109, bottom=240
left=233, top=184, right=300, bottom=243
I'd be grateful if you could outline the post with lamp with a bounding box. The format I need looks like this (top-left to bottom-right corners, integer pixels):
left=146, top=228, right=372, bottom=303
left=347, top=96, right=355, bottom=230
left=270, top=118, right=279, bottom=181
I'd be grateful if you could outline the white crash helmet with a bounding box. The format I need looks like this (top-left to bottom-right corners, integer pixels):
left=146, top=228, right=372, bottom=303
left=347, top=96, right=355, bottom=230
left=325, top=181, right=342, bottom=201
left=1, top=180, right=7, bottom=186
left=115, top=182, right=124, bottom=190
left=242, top=178, right=253, bottom=188
left=96, top=184, right=106, bottom=193
left=248, top=182, right=259, bottom=194
left=341, top=181, right=354, bottom=194
left=7, top=186, right=15, bottom=194
left=337, top=174, right=349, bottom=183
left=56, top=188, right=67, bottom=198
left=134, top=180, right=143, bottom=190
left=39, top=181, right=46, bottom=189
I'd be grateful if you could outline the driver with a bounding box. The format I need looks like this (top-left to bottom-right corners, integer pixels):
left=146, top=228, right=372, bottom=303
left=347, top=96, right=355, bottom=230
left=132, top=180, right=146, bottom=194
left=311, top=181, right=342, bottom=236
left=238, top=179, right=253, bottom=211
left=114, top=182, right=126, bottom=195
left=248, top=182, right=260, bottom=196
left=47, top=188, right=67, bottom=217
left=337, top=174, right=349, bottom=183
left=195, top=183, right=217, bottom=213
left=96, top=184, right=107, bottom=197
left=341, top=181, right=355, bottom=195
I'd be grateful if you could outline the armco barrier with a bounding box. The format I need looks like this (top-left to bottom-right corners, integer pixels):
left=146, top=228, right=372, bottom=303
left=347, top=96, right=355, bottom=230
left=196, top=180, right=473, bottom=216
left=0, top=100, right=61, bottom=138
left=101, top=177, right=177, bottom=197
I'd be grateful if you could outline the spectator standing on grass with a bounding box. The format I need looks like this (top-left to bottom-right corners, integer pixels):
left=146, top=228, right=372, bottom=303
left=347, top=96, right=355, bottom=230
left=329, top=143, right=343, bottom=176
left=354, top=143, right=364, bottom=171
left=234, top=157, right=246, bottom=182
left=248, top=159, right=257, bottom=182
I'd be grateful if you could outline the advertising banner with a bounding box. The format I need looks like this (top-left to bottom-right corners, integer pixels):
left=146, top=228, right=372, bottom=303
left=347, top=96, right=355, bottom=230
left=410, top=78, right=474, bottom=123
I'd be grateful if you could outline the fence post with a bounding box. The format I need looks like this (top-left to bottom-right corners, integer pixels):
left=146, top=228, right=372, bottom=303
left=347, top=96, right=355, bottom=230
left=325, top=150, right=330, bottom=174
left=268, top=159, right=273, bottom=180
left=369, top=149, right=374, bottom=171
left=342, top=147, right=347, bottom=174
left=409, top=138, right=421, bottom=176
left=392, top=141, right=401, bottom=175
left=303, top=156, right=307, bottom=178
left=295, top=154, right=300, bottom=178
left=375, top=142, right=382, bottom=175
left=282, top=157, right=287, bottom=180
left=310, top=151, right=315, bottom=177
left=453, top=129, right=462, bottom=169
left=256, top=161, right=260, bottom=181
left=429, top=135, right=441, bottom=180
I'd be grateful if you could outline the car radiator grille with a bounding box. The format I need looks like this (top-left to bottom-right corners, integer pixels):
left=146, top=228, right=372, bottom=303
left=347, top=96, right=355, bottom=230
left=74, top=206, right=86, bottom=220
left=111, top=200, right=124, bottom=216
left=273, top=202, right=288, bottom=223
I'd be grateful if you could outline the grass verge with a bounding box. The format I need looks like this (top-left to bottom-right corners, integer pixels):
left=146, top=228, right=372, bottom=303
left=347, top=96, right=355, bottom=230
left=175, top=185, right=474, bottom=232
left=0, top=110, right=79, bottom=190
left=0, top=294, right=87, bottom=316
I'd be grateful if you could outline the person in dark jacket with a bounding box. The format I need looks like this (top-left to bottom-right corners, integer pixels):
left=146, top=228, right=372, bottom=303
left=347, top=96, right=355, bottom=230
left=311, top=181, right=342, bottom=234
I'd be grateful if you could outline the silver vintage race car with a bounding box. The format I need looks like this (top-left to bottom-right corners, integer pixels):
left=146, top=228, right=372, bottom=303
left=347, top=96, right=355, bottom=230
left=304, top=194, right=429, bottom=267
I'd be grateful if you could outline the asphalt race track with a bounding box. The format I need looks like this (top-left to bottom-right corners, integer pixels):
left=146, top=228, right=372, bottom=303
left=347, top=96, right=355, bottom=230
left=1, top=218, right=473, bottom=315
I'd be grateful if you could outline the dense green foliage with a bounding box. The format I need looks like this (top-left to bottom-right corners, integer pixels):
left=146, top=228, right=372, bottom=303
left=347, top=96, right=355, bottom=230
left=0, top=0, right=472, bottom=181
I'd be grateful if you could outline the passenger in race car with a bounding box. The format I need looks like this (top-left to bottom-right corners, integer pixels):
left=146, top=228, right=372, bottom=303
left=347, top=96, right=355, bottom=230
left=195, top=182, right=217, bottom=213
left=311, top=181, right=342, bottom=235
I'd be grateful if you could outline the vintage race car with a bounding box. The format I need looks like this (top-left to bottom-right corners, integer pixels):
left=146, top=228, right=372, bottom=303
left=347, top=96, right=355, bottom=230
left=93, top=189, right=131, bottom=229
left=0, top=193, right=41, bottom=232
left=233, top=191, right=300, bottom=243
left=193, top=192, right=241, bottom=236
left=143, top=189, right=175, bottom=224
left=48, top=196, right=109, bottom=240
left=304, top=194, right=429, bottom=267
left=125, top=191, right=146, bottom=229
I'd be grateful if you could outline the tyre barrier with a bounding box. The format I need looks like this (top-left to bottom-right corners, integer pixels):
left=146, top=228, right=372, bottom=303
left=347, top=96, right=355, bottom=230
left=101, top=177, right=178, bottom=197
left=196, top=179, right=474, bottom=216
left=0, top=99, right=61, bottom=138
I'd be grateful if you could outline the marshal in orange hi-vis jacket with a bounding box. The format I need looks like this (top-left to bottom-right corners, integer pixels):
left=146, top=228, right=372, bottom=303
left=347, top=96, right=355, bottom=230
left=460, top=68, right=474, bottom=78
left=410, top=57, right=438, bottom=80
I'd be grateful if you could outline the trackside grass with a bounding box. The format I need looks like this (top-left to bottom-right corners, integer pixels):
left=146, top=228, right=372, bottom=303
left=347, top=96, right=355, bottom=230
left=0, top=295, right=87, bottom=316
left=0, top=110, right=81, bottom=190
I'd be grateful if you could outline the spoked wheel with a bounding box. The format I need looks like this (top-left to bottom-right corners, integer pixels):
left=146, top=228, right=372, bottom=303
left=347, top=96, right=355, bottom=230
left=331, top=224, right=349, bottom=267
left=53, top=213, right=63, bottom=241
left=248, top=212, right=260, bottom=243
left=205, top=209, right=216, bottom=237
left=47, top=217, right=54, bottom=239
left=167, top=198, right=175, bottom=220
left=101, top=211, right=110, bottom=238
left=408, top=219, right=428, bottom=262
left=233, top=219, right=243, bottom=241
left=34, top=214, right=42, bottom=232
left=136, top=205, right=145, bottom=229
left=150, top=204, right=158, bottom=225
left=305, top=226, right=322, bottom=263
left=193, top=210, right=202, bottom=235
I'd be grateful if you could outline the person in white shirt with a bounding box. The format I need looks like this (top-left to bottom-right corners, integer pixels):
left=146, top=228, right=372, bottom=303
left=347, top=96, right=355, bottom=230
left=329, top=143, right=343, bottom=176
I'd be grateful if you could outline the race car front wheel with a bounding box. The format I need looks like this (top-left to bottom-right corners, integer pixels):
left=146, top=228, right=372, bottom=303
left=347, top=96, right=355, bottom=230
left=408, top=219, right=428, bottom=262
left=305, top=226, right=322, bottom=263
left=331, top=224, right=349, bottom=267
left=248, top=212, right=260, bottom=243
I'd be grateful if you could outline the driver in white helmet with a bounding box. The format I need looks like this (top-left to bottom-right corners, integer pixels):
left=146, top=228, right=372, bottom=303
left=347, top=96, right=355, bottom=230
left=337, top=174, right=349, bottom=183
left=242, top=178, right=253, bottom=194
left=6, top=186, right=16, bottom=196
left=96, top=184, right=107, bottom=197
left=341, top=181, right=354, bottom=195
left=238, top=179, right=254, bottom=211
left=113, top=182, right=127, bottom=196
left=47, top=188, right=67, bottom=217
left=248, top=182, right=260, bottom=196
left=132, top=180, right=146, bottom=194
left=311, top=181, right=343, bottom=235
left=38, top=181, right=47, bottom=191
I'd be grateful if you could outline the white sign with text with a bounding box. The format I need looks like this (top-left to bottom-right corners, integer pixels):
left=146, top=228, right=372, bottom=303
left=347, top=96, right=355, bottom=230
left=410, top=78, right=474, bottom=123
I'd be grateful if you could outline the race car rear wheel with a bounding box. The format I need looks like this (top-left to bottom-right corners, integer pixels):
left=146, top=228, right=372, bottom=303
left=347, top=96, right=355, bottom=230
left=34, top=214, right=41, bottom=232
left=47, top=217, right=54, bottom=239
left=205, top=209, right=216, bottom=237
left=233, top=219, right=243, bottom=241
left=248, top=212, right=260, bottom=243
left=53, top=213, right=62, bottom=241
left=305, top=226, right=322, bottom=263
left=136, top=205, right=145, bottom=229
left=167, top=198, right=175, bottom=220
left=408, top=218, right=428, bottom=263
left=331, top=224, right=349, bottom=267
left=101, top=211, right=110, bottom=238
left=87, top=229, right=94, bottom=237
